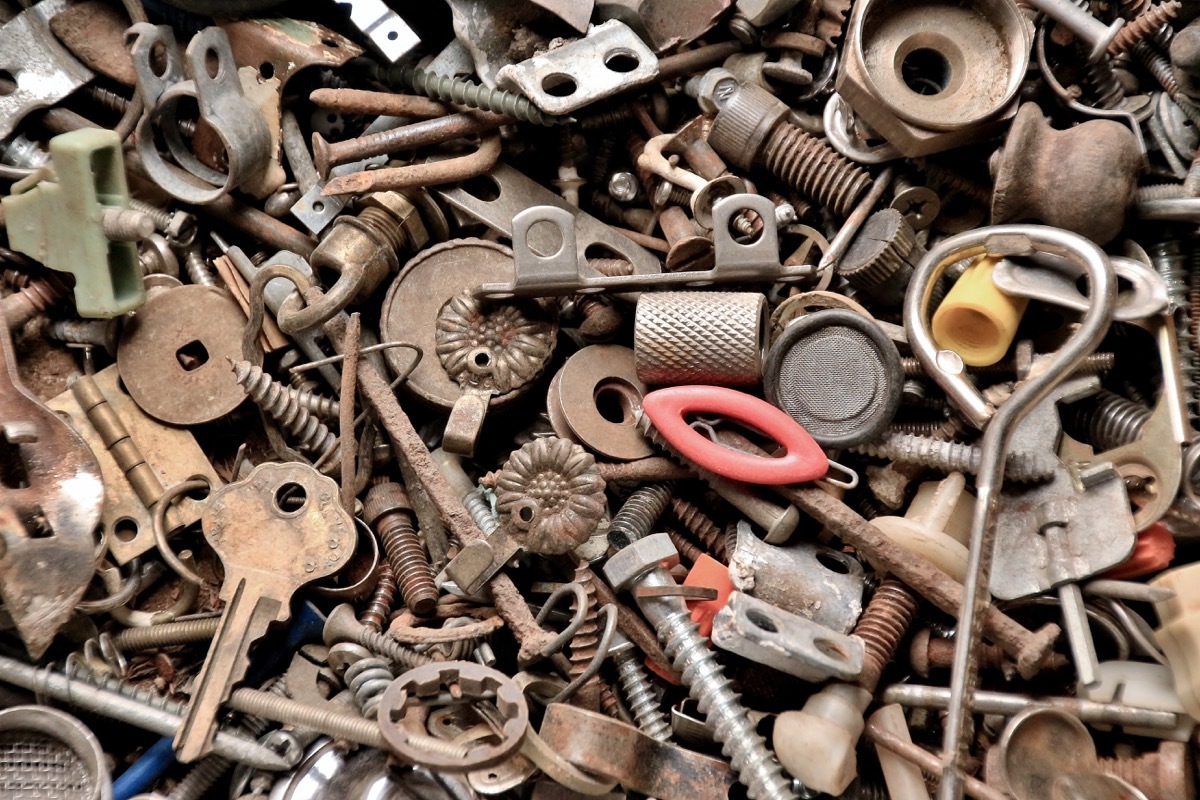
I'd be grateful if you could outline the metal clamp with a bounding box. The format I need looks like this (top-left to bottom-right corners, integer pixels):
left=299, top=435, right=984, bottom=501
left=130, top=25, right=271, bottom=205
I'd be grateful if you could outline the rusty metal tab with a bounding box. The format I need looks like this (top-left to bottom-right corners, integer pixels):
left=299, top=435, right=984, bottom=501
left=539, top=704, right=735, bottom=800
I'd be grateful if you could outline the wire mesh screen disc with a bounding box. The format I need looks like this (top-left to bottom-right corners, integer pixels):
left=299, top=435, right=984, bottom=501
left=0, top=706, right=110, bottom=800
left=764, top=308, right=902, bottom=448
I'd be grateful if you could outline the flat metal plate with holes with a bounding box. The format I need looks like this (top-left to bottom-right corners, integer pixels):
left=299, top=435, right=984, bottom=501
left=0, top=0, right=93, bottom=141
left=991, top=254, right=1169, bottom=322
left=335, top=0, right=420, bottom=62
left=435, top=161, right=661, bottom=277
left=726, top=520, right=864, bottom=633
left=47, top=366, right=223, bottom=566
left=480, top=193, right=806, bottom=298
left=990, top=377, right=1136, bottom=600
left=711, top=592, right=864, bottom=682
left=495, top=20, right=659, bottom=115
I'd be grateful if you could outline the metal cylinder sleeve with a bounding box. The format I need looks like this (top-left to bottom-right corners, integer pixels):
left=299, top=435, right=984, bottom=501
left=634, top=292, right=766, bottom=386
left=764, top=308, right=903, bottom=447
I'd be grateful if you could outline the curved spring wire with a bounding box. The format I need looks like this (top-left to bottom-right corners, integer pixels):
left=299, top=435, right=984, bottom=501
left=548, top=604, right=619, bottom=705
left=534, top=582, right=589, bottom=658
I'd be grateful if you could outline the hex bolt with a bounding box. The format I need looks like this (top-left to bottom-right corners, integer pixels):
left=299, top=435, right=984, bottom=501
left=706, top=80, right=870, bottom=217
left=363, top=482, right=439, bottom=616
left=604, top=534, right=796, bottom=800
left=47, top=318, right=121, bottom=355
left=1023, top=0, right=1125, bottom=62
left=850, top=431, right=1056, bottom=483
left=610, top=632, right=671, bottom=742
left=323, top=603, right=434, bottom=669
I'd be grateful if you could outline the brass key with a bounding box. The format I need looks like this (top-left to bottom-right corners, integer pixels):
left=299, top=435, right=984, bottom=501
left=173, top=462, right=355, bottom=762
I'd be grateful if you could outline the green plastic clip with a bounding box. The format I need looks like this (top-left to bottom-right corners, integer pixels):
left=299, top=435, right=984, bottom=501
left=2, top=129, right=146, bottom=318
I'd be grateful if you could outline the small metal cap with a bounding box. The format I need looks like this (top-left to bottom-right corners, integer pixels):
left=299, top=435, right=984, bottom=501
left=362, top=482, right=413, bottom=527
left=837, top=208, right=923, bottom=307
left=707, top=82, right=788, bottom=172
left=764, top=308, right=903, bottom=448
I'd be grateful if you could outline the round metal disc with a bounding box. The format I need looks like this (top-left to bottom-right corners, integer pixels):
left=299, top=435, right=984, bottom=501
left=381, top=239, right=555, bottom=412
left=764, top=308, right=902, bottom=448
left=550, top=345, right=653, bottom=461
left=117, top=285, right=248, bottom=425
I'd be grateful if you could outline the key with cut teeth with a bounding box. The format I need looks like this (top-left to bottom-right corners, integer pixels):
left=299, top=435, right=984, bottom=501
left=173, top=462, right=355, bottom=762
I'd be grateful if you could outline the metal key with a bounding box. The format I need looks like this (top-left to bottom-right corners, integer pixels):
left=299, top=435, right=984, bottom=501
left=173, top=462, right=355, bottom=762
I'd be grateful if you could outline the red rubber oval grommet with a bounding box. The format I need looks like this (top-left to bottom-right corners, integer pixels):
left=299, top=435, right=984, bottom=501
left=1102, top=522, right=1175, bottom=580
left=642, top=386, right=827, bottom=485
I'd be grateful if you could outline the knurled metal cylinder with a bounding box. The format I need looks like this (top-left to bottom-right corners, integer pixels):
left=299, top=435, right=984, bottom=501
left=634, top=292, right=766, bottom=386
left=708, top=82, right=789, bottom=172
left=837, top=209, right=923, bottom=307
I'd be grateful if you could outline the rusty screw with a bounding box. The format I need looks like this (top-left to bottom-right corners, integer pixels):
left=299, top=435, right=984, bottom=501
left=1097, top=740, right=1195, bottom=800
left=363, top=482, right=439, bottom=616
left=852, top=578, right=920, bottom=693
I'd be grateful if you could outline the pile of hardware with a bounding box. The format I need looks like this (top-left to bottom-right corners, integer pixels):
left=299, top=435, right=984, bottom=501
left=2, top=0, right=1200, bottom=798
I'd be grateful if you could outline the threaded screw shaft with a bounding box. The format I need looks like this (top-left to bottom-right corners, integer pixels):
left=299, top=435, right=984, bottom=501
left=608, top=483, right=675, bottom=550
left=168, top=753, right=231, bottom=800
left=46, top=318, right=121, bottom=355
left=230, top=359, right=339, bottom=458
left=183, top=244, right=218, bottom=288
left=913, top=158, right=991, bottom=206
left=2, top=277, right=65, bottom=329
left=567, top=563, right=603, bottom=710
left=102, top=208, right=155, bottom=242
left=762, top=123, right=871, bottom=218
left=361, top=562, right=397, bottom=632
left=364, top=482, right=438, bottom=615
left=850, top=432, right=1056, bottom=482
left=852, top=578, right=920, bottom=692
left=391, top=65, right=565, bottom=127
left=614, top=648, right=671, bottom=741
left=657, top=607, right=794, bottom=800
left=667, top=529, right=707, bottom=564
left=228, top=686, right=385, bottom=748
left=1109, top=1, right=1180, bottom=55
left=669, top=497, right=728, bottom=561
left=112, top=617, right=221, bottom=652
left=128, top=199, right=174, bottom=231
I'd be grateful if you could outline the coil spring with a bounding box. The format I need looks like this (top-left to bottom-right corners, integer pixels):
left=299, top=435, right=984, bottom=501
left=345, top=656, right=393, bottom=720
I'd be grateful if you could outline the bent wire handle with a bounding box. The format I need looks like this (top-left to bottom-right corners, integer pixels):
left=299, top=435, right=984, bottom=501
left=903, top=225, right=1117, bottom=800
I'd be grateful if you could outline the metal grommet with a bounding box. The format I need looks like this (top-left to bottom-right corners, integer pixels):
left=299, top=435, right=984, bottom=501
left=764, top=308, right=902, bottom=448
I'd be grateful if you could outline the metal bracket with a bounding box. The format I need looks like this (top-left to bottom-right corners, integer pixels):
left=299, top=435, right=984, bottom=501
left=990, top=377, right=1137, bottom=600
left=481, top=193, right=799, bottom=298
left=130, top=25, right=272, bottom=204
left=711, top=591, right=865, bottom=682
left=0, top=321, right=103, bottom=659
left=436, top=161, right=662, bottom=278
left=0, top=0, right=93, bottom=141
left=991, top=254, right=1169, bottom=322
left=727, top=520, right=864, bottom=634
left=334, top=0, right=420, bottom=62
left=496, top=20, right=659, bottom=114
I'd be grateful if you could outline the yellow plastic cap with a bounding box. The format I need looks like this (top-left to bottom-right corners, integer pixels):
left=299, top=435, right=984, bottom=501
left=931, top=256, right=1029, bottom=367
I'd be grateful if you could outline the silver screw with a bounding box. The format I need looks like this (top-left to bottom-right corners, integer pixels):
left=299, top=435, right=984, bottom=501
left=850, top=431, right=1057, bottom=482
left=102, top=208, right=156, bottom=242
left=183, top=244, right=218, bottom=288
left=46, top=318, right=122, bottom=356
left=605, top=535, right=796, bottom=800
left=322, top=603, right=434, bottom=670
left=611, top=633, right=671, bottom=742
left=608, top=172, right=641, bottom=203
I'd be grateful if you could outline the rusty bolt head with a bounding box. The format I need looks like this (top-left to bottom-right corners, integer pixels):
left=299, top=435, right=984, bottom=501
left=362, top=482, right=414, bottom=528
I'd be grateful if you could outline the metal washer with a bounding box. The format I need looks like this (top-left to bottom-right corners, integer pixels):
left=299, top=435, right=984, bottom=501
left=764, top=308, right=902, bottom=448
